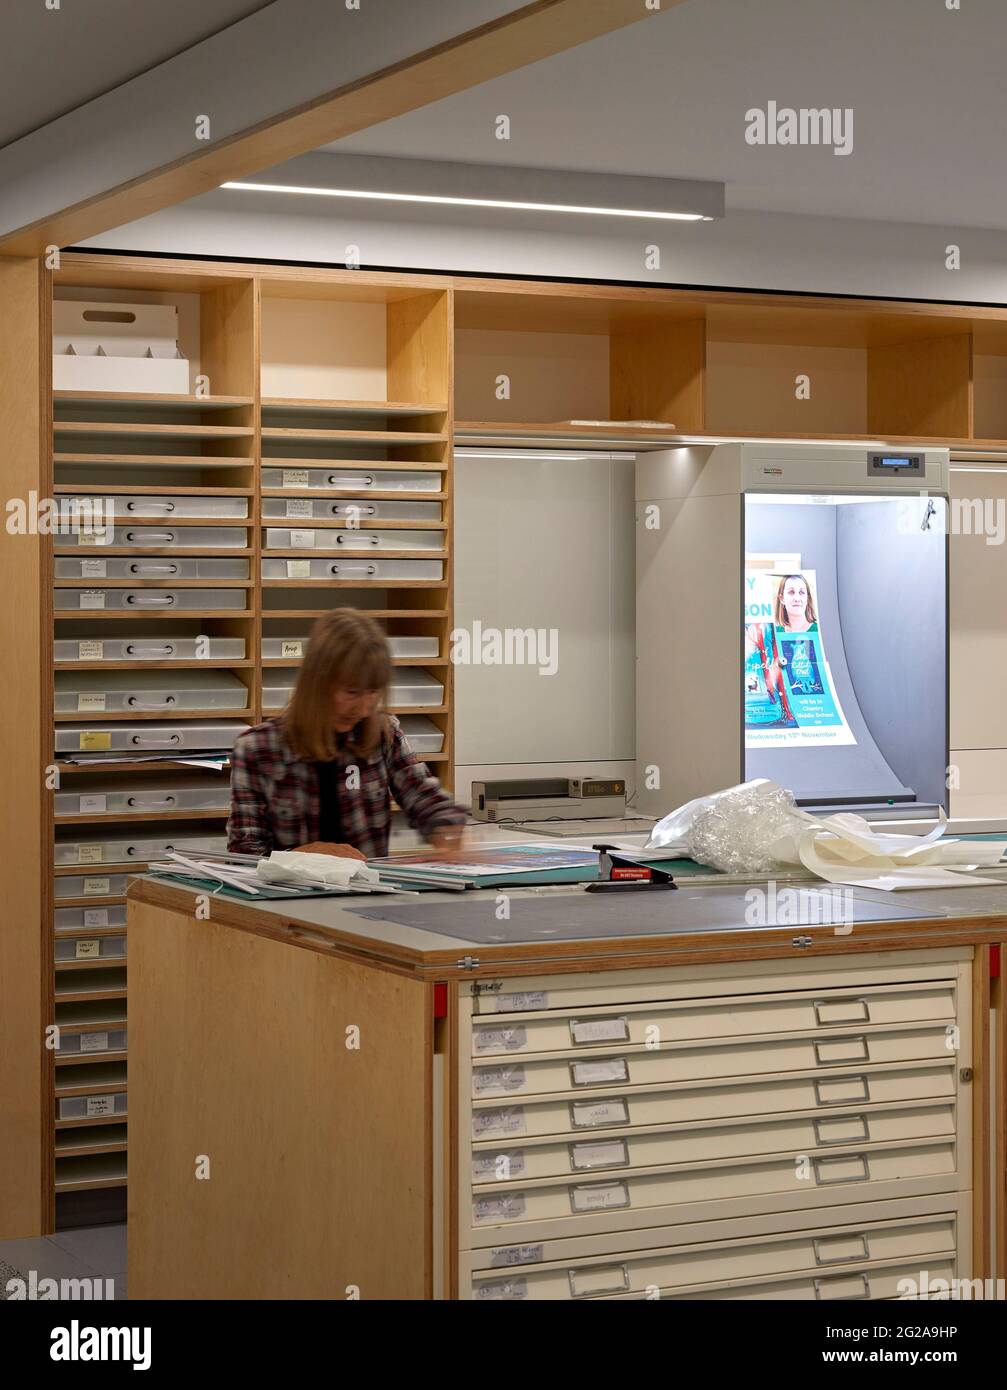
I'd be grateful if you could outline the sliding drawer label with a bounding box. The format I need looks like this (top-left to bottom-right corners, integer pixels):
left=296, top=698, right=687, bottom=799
left=79, top=1032, right=109, bottom=1053
left=569, top=1264, right=632, bottom=1298
left=286, top=561, right=311, bottom=578
left=473, top=1193, right=527, bottom=1224
left=473, top=1065, right=527, bottom=1095
left=472, top=1106, right=527, bottom=1138
left=82, top=909, right=109, bottom=927
left=74, top=940, right=100, bottom=960
left=282, top=470, right=310, bottom=488
left=493, top=991, right=548, bottom=1013
left=571, top=1058, right=629, bottom=1088
left=473, top=1150, right=527, bottom=1180
left=79, top=732, right=111, bottom=751
left=473, top=1025, right=528, bottom=1053
left=571, top=1097, right=630, bottom=1129
left=82, top=877, right=110, bottom=895
left=77, top=695, right=107, bottom=713
left=77, top=845, right=103, bottom=864
left=79, top=591, right=105, bottom=609
left=80, top=560, right=107, bottom=579
left=85, top=1095, right=114, bottom=1117
left=285, top=500, right=312, bottom=519
left=78, top=641, right=103, bottom=659
left=281, top=641, right=304, bottom=658
left=570, top=1140, right=629, bottom=1172
left=570, top=1181, right=630, bottom=1213
left=78, top=795, right=107, bottom=814
left=473, top=1277, right=528, bottom=1301
left=489, top=1244, right=544, bottom=1269
left=570, top=1016, right=629, bottom=1045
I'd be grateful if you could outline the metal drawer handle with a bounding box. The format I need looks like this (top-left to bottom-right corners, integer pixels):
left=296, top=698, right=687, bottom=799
left=568, top=1263, right=631, bottom=1299
left=128, top=734, right=181, bottom=747
left=812, top=1233, right=870, bottom=1266
left=128, top=563, right=179, bottom=575
left=127, top=843, right=173, bottom=857
left=125, top=531, right=175, bottom=543
left=814, top=1273, right=871, bottom=1300
left=814, top=1074, right=870, bottom=1106
left=814, top=997, right=870, bottom=1025
left=327, top=474, right=375, bottom=488
left=124, top=644, right=175, bottom=657
left=330, top=504, right=376, bottom=516
left=329, top=563, right=377, bottom=577
left=127, top=696, right=176, bottom=708
left=814, top=1035, right=870, bottom=1066
left=813, top=1152, right=870, bottom=1186
left=335, top=532, right=379, bottom=545
left=125, top=593, right=175, bottom=606
left=813, top=1113, right=870, bottom=1146
left=127, top=501, right=174, bottom=512
left=127, top=796, right=177, bottom=808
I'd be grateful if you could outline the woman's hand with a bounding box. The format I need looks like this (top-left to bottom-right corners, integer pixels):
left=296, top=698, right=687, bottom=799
left=294, top=842, right=368, bottom=862
left=427, top=824, right=466, bottom=856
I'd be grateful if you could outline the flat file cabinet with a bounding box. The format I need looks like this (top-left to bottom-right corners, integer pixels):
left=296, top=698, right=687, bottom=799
left=125, top=878, right=1005, bottom=1301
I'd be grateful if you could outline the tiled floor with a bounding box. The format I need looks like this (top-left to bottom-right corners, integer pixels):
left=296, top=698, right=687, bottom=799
left=0, top=1224, right=126, bottom=1299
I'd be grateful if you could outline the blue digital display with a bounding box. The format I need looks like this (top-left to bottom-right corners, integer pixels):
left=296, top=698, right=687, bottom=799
left=878, top=456, right=911, bottom=467
left=868, top=451, right=923, bottom=476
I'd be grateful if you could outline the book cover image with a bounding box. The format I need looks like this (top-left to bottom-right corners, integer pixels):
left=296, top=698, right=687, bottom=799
left=743, top=567, right=856, bottom=748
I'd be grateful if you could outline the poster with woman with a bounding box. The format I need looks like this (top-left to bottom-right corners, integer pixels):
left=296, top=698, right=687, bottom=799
left=743, top=567, right=855, bottom=747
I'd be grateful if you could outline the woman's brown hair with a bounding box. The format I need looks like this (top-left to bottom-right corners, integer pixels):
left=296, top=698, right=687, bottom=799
left=283, top=609, right=392, bottom=762
left=774, top=573, right=817, bottom=629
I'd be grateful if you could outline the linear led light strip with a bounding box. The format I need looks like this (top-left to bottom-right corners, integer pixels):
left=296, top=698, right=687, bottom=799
left=221, top=181, right=711, bottom=221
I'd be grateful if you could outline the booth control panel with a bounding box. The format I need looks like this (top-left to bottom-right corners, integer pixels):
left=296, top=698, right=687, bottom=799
left=868, top=451, right=924, bottom=477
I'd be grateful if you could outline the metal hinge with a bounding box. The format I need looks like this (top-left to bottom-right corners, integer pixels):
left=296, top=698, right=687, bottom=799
left=792, top=935, right=813, bottom=949
left=456, top=955, right=481, bottom=971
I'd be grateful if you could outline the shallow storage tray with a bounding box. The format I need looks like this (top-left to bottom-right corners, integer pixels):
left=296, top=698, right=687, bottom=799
left=387, top=668, right=444, bottom=707
left=55, top=934, right=127, bottom=962
left=65, top=525, right=247, bottom=548
left=264, top=528, right=444, bottom=552
left=55, top=904, right=128, bottom=932
left=54, top=719, right=248, bottom=753
left=56, top=556, right=249, bottom=580
left=55, top=875, right=131, bottom=900
left=55, top=587, right=248, bottom=612
left=55, top=775, right=230, bottom=815
left=59, top=493, right=249, bottom=519
left=56, top=1028, right=127, bottom=1057
left=396, top=716, right=445, bottom=754
left=58, top=1092, right=128, bottom=1121
left=54, top=827, right=227, bottom=866
left=262, top=680, right=295, bottom=711
left=262, top=497, right=441, bottom=522
left=262, top=467, right=441, bottom=492
left=261, top=558, right=442, bottom=581
left=260, top=632, right=440, bottom=660
left=55, top=669, right=248, bottom=713
left=55, top=632, right=246, bottom=661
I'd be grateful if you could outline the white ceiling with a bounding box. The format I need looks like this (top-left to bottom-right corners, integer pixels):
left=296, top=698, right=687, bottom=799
left=323, top=0, right=1007, bottom=232
left=0, top=0, right=274, bottom=148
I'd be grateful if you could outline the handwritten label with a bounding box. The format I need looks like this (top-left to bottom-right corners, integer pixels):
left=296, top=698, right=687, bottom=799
left=570, top=1139, right=629, bottom=1172
left=494, top=991, right=548, bottom=1014
left=280, top=640, right=304, bottom=658
left=472, top=1106, right=527, bottom=1139
left=571, top=1098, right=630, bottom=1129
left=79, top=731, right=111, bottom=752
left=85, top=1095, right=115, bottom=1117
left=79, top=1032, right=109, bottom=1054
left=472, top=1150, right=526, bottom=1180
left=77, top=694, right=107, bottom=713
left=571, top=1058, right=629, bottom=1088
left=78, top=640, right=104, bottom=659
left=472, top=1064, right=526, bottom=1095
left=82, top=909, right=109, bottom=927
left=80, top=559, right=107, bottom=579
left=82, top=877, right=110, bottom=895
left=472, top=1193, right=527, bottom=1224
left=77, top=529, right=111, bottom=547
left=286, top=499, right=312, bottom=519
left=488, top=1244, right=543, bottom=1269
left=77, top=845, right=104, bottom=864
left=473, top=1277, right=528, bottom=1300
left=570, top=1181, right=630, bottom=1213
left=473, top=1025, right=527, bottom=1054
left=289, top=529, right=315, bottom=549
left=570, top=1016, right=629, bottom=1045
left=78, top=794, right=107, bottom=814
left=74, top=939, right=101, bottom=960
left=282, top=470, right=310, bottom=488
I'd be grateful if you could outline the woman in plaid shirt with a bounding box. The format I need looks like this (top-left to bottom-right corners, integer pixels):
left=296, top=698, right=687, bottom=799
left=227, top=610, right=466, bottom=861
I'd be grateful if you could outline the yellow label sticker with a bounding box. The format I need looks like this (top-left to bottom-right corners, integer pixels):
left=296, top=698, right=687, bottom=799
left=79, top=731, right=112, bottom=751
left=75, top=939, right=101, bottom=959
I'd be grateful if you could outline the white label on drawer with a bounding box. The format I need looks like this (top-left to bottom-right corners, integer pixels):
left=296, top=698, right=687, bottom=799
left=286, top=560, right=311, bottom=578
left=473, top=1065, right=526, bottom=1095
left=286, top=500, right=312, bottom=519
left=83, top=909, right=109, bottom=927
left=494, top=991, right=548, bottom=1013
left=85, top=1094, right=115, bottom=1117
left=570, top=1016, right=629, bottom=1045
left=78, top=794, right=107, bottom=814
left=571, top=1098, right=630, bottom=1129
left=489, top=1244, right=544, bottom=1269
left=473, top=1277, right=528, bottom=1300
left=472, top=1106, right=527, bottom=1139
left=472, top=1193, right=527, bottom=1224
left=80, top=559, right=107, bottom=579
left=282, top=469, right=310, bottom=488
left=78, top=640, right=104, bottom=659
left=78, top=845, right=104, bottom=864
left=289, top=529, right=315, bottom=549
left=79, top=1032, right=109, bottom=1054
left=472, top=1150, right=526, bottom=1180
left=571, top=1058, right=629, bottom=1088
left=570, top=1140, right=629, bottom=1172
left=82, top=877, right=110, bottom=895
left=280, top=640, right=304, bottom=658
left=78, top=529, right=111, bottom=547
left=79, top=591, right=106, bottom=609
left=74, top=939, right=101, bottom=960
left=570, top=1181, right=630, bottom=1213
left=77, top=695, right=107, bottom=713
left=473, top=1025, right=527, bottom=1053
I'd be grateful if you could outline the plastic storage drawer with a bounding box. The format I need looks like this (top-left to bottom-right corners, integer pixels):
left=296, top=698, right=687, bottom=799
left=59, top=494, right=249, bottom=519
left=56, top=904, right=128, bottom=932
left=55, top=588, right=247, bottom=612
left=54, top=633, right=246, bottom=662
left=66, top=525, right=247, bottom=548
left=55, top=934, right=127, bottom=962
left=261, top=558, right=442, bottom=581
left=55, top=875, right=130, bottom=900
left=262, top=497, right=441, bottom=522
left=56, top=1028, right=127, bottom=1057
left=397, top=716, right=445, bottom=754
left=54, top=719, right=248, bottom=753
left=54, top=828, right=227, bottom=866
left=55, top=777, right=230, bottom=816
left=262, top=679, right=295, bottom=711
left=55, top=669, right=248, bottom=713
left=262, top=467, right=442, bottom=492
left=56, top=556, right=249, bottom=580
left=58, top=1092, right=128, bottom=1121
left=388, top=669, right=444, bottom=707
left=265, top=528, right=443, bottom=553
left=260, top=633, right=440, bottom=660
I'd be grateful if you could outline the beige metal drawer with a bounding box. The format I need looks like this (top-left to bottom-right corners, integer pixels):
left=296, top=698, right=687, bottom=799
left=470, top=1024, right=958, bottom=1099
left=471, top=1062, right=956, bottom=1142
left=471, top=1101, right=956, bottom=1185
left=666, top=1259, right=956, bottom=1301
left=470, top=984, right=955, bottom=1059
left=470, top=1138, right=958, bottom=1230
left=469, top=1212, right=956, bottom=1300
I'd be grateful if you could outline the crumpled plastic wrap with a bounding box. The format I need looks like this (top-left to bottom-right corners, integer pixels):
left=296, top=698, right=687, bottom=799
left=646, top=778, right=820, bottom=874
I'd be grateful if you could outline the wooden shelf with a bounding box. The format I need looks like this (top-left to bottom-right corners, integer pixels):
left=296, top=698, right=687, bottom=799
left=54, top=1129, right=128, bottom=1159
left=54, top=547, right=253, bottom=557
left=56, top=760, right=230, bottom=774
left=54, top=482, right=253, bottom=496
left=261, top=656, right=447, bottom=667
left=262, top=579, right=447, bottom=589
left=55, top=421, right=254, bottom=440
left=56, top=609, right=254, bottom=621
left=262, top=397, right=447, bottom=416
left=56, top=808, right=228, bottom=824
left=55, top=1051, right=128, bottom=1069
left=259, top=519, right=446, bottom=531
left=54, top=1154, right=127, bottom=1190
left=55, top=709, right=252, bottom=722
left=55, top=1063, right=127, bottom=1096
left=56, top=454, right=253, bottom=471
left=261, top=549, right=445, bottom=561
left=261, top=488, right=447, bottom=501
left=55, top=578, right=253, bottom=588
left=262, top=427, right=448, bottom=445
left=260, top=457, right=443, bottom=471
left=55, top=391, right=252, bottom=411
left=262, top=607, right=447, bottom=618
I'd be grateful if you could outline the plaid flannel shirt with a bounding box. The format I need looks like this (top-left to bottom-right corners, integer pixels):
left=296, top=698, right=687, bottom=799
left=227, top=715, right=465, bottom=859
